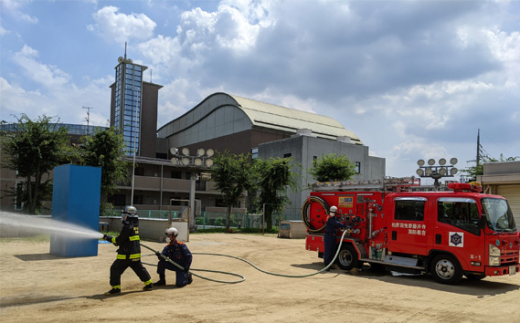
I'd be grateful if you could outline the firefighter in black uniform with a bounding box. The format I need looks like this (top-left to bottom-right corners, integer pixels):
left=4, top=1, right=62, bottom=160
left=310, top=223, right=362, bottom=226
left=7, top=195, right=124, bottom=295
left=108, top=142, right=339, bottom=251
left=154, top=227, right=193, bottom=287
left=324, top=205, right=347, bottom=270
left=103, top=205, right=153, bottom=295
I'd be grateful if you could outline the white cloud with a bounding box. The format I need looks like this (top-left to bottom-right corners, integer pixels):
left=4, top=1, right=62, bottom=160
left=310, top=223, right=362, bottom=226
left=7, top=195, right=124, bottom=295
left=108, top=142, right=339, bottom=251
left=1, top=0, right=38, bottom=23
left=87, top=6, right=156, bottom=44
left=13, top=45, right=71, bottom=89
left=2, top=46, right=112, bottom=126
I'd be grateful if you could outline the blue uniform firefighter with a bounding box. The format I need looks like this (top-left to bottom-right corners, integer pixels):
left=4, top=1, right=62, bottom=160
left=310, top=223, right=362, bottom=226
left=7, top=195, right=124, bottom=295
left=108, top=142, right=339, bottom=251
left=324, top=205, right=347, bottom=270
left=154, top=227, right=193, bottom=287
left=103, top=205, right=153, bottom=295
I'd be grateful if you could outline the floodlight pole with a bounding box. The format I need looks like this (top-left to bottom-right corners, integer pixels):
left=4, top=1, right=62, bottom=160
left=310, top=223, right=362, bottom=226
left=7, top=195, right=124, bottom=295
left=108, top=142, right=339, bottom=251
left=189, top=172, right=196, bottom=232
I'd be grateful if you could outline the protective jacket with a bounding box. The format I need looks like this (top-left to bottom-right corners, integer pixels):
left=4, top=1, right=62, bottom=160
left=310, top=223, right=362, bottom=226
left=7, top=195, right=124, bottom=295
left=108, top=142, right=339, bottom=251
left=325, top=215, right=347, bottom=235
left=324, top=215, right=347, bottom=266
left=160, top=240, right=193, bottom=269
left=109, top=220, right=142, bottom=260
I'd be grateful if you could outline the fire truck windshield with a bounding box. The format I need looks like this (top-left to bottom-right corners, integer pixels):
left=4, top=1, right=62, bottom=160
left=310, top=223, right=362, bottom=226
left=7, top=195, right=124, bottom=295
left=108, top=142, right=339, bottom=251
left=481, top=198, right=517, bottom=232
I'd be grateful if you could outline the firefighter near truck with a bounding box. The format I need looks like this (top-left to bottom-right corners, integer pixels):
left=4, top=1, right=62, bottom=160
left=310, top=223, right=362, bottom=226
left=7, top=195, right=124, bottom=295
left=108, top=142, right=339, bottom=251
left=302, top=177, right=520, bottom=284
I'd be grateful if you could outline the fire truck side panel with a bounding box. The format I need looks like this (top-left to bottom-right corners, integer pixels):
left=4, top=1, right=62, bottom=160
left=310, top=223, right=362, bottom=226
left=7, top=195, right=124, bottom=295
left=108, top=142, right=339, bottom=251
left=386, top=193, right=429, bottom=256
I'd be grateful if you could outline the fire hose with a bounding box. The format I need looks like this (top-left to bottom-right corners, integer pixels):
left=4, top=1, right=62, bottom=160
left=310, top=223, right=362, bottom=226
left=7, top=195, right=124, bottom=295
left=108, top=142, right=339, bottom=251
left=301, top=196, right=330, bottom=233
left=140, top=229, right=350, bottom=284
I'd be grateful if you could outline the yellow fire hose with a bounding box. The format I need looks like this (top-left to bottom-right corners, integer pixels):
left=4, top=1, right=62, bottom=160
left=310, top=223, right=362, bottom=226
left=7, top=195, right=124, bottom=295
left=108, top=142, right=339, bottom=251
left=141, top=229, right=349, bottom=284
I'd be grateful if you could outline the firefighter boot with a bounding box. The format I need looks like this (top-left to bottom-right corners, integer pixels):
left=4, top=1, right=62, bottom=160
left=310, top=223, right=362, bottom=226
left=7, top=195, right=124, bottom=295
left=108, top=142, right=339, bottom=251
left=143, top=280, right=153, bottom=291
left=155, top=274, right=166, bottom=286
left=104, top=286, right=121, bottom=296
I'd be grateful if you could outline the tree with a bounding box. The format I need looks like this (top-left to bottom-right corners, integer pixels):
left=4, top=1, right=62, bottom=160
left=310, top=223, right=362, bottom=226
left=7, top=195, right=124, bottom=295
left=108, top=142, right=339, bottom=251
left=256, top=157, right=300, bottom=229
left=210, top=151, right=258, bottom=231
left=80, top=127, right=128, bottom=211
left=309, top=153, right=357, bottom=182
left=0, top=114, right=72, bottom=214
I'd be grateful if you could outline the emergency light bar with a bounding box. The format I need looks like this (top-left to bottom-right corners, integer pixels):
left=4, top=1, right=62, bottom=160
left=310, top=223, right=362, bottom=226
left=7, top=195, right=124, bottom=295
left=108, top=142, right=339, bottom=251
left=447, top=182, right=482, bottom=193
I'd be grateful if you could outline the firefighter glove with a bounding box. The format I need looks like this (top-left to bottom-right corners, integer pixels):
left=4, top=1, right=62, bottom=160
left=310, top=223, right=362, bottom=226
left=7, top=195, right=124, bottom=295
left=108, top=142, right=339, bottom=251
left=155, top=251, right=162, bottom=261
left=184, top=267, right=189, bottom=273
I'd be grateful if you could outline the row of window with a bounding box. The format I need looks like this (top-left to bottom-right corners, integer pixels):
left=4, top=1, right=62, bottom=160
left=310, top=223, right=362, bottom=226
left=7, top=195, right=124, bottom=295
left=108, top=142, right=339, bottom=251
left=394, top=198, right=480, bottom=235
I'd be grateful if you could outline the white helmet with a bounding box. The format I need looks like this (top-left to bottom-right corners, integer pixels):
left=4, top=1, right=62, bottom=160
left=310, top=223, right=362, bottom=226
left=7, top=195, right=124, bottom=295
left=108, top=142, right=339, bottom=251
left=165, top=227, right=179, bottom=237
left=330, top=206, right=338, bottom=214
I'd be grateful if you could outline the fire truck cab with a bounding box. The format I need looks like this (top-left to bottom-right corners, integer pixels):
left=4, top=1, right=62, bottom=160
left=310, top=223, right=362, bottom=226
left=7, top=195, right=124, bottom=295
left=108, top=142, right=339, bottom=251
left=303, top=178, right=520, bottom=284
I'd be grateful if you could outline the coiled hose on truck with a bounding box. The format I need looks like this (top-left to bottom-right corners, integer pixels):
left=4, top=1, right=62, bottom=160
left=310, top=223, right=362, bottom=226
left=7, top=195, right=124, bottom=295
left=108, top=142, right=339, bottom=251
left=141, top=229, right=349, bottom=284
left=301, top=195, right=330, bottom=233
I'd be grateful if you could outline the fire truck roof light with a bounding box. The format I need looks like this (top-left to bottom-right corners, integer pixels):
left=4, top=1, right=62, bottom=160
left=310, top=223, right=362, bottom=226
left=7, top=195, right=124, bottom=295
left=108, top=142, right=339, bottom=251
left=447, top=182, right=482, bottom=192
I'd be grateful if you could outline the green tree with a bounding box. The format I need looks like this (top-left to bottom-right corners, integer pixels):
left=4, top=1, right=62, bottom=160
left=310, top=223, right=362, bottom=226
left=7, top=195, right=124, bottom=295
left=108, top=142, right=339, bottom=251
left=0, top=114, right=72, bottom=214
left=256, top=157, right=300, bottom=229
left=210, top=151, right=258, bottom=231
left=309, top=153, right=357, bottom=182
left=80, top=127, right=128, bottom=211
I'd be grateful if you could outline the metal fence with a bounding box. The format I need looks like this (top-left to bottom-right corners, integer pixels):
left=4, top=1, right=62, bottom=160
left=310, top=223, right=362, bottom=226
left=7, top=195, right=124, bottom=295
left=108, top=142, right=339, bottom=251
left=196, top=209, right=302, bottom=229
left=102, top=208, right=304, bottom=230
left=102, top=209, right=181, bottom=220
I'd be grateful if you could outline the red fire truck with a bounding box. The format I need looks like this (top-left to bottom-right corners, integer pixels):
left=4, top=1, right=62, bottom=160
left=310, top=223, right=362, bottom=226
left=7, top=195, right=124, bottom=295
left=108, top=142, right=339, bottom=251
left=303, top=177, right=520, bottom=284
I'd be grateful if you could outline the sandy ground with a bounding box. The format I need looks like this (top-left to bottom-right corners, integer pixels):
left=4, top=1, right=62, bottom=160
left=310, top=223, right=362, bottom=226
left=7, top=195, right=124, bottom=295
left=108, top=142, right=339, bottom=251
left=1, top=233, right=519, bottom=323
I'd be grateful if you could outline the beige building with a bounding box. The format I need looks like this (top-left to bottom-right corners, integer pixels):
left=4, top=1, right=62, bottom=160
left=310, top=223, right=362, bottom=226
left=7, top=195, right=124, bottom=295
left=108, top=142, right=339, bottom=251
left=477, top=161, right=520, bottom=227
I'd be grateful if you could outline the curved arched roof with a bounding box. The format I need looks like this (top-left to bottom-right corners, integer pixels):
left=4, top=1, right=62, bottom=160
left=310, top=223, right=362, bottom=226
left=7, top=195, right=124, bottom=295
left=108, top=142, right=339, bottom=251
left=157, top=92, right=362, bottom=145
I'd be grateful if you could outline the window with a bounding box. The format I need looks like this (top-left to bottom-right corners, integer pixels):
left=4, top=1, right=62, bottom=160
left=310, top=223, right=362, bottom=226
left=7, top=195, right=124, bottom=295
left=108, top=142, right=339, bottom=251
left=133, top=195, right=143, bottom=205
left=284, top=153, right=292, bottom=158
left=251, top=148, right=258, bottom=159
left=438, top=198, right=480, bottom=235
left=134, top=167, right=144, bottom=176
left=108, top=194, right=126, bottom=207
left=196, top=179, right=206, bottom=191
left=395, top=197, right=426, bottom=221
left=171, top=171, right=182, bottom=179
left=355, top=162, right=361, bottom=174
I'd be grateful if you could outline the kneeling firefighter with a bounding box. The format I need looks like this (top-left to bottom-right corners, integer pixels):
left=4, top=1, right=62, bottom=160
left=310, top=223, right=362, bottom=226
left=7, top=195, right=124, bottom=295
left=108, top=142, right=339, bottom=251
left=155, top=227, right=193, bottom=287
left=103, top=205, right=153, bottom=295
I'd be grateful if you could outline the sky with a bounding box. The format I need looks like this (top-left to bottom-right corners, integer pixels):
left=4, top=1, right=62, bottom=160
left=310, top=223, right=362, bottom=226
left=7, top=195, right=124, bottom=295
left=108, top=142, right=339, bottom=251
left=1, top=0, right=519, bottom=182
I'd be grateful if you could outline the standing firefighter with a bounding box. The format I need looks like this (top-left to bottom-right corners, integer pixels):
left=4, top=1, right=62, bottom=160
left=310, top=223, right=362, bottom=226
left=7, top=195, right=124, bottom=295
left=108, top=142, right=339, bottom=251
left=155, top=227, right=193, bottom=287
left=103, top=205, right=153, bottom=295
left=324, top=205, right=347, bottom=270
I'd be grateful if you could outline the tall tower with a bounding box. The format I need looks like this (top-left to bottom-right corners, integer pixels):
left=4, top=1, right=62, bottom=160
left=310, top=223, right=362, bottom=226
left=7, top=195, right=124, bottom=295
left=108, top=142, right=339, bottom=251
left=110, top=53, right=162, bottom=158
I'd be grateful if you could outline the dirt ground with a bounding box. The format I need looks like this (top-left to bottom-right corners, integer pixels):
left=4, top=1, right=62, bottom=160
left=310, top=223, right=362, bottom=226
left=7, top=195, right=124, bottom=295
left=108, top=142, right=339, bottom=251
left=1, top=233, right=519, bottom=323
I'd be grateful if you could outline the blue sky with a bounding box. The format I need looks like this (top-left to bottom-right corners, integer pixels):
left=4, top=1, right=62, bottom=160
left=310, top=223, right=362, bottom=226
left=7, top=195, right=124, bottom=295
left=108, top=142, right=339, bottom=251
left=1, top=0, right=519, bottom=181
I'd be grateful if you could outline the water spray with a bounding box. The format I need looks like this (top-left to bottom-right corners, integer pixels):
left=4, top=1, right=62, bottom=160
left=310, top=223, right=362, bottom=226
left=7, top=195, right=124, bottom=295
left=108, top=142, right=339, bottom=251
left=0, top=211, right=103, bottom=240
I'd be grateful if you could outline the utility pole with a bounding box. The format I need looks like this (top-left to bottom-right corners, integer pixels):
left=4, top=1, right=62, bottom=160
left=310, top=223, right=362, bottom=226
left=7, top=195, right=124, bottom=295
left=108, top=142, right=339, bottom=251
left=476, top=129, right=481, bottom=168
left=83, top=106, right=93, bottom=136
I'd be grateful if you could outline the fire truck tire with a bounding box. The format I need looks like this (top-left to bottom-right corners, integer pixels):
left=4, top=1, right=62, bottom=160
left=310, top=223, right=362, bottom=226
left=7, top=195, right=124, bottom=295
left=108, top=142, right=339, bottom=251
left=336, top=245, right=359, bottom=270
left=430, top=254, right=463, bottom=284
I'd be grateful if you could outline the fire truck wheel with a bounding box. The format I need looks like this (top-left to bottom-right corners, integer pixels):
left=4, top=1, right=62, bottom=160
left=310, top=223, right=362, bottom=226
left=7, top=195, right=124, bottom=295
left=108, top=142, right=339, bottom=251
left=430, top=254, right=463, bottom=284
left=336, top=245, right=359, bottom=270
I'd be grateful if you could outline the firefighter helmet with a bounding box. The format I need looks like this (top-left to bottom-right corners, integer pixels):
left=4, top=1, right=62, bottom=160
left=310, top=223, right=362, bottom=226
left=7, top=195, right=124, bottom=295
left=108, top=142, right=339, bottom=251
left=165, top=227, right=179, bottom=237
left=123, top=205, right=138, bottom=218
left=330, top=206, right=338, bottom=214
